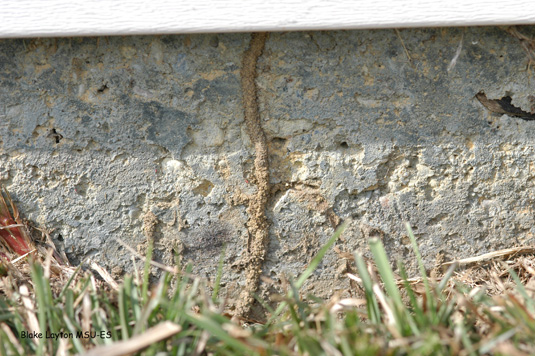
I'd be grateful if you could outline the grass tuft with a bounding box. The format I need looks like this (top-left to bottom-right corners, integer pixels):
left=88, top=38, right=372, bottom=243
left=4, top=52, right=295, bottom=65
left=1, top=220, right=535, bottom=355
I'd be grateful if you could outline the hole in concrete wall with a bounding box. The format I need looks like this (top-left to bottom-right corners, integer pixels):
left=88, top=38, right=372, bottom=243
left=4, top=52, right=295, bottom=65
left=47, top=128, right=63, bottom=144
left=97, top=83, right=109, bottom=94
left=209, top=35, right=219, bottom=48
left=269, top=137, right=288, bottom=153
left=269, top=137, right=288, bottom=158
left=193, top=179, right=214, bottom=197
left=477, top=91, right=535, bottom=120
left=340, top=142, right=349, bottom=149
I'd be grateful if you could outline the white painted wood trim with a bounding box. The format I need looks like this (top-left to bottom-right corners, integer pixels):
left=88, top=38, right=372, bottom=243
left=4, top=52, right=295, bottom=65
left=1, top=0, right=535, bottom=38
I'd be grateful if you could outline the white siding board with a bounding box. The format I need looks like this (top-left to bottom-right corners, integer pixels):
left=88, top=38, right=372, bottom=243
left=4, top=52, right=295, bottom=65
left=1, top=0, right=535, bottom=38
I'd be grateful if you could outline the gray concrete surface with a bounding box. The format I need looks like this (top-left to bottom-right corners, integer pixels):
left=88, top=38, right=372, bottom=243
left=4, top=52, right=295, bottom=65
left=1, top=27, right=535, bottom=312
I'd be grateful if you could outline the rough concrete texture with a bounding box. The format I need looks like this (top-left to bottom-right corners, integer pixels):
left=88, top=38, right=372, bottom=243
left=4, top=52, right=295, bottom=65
left=1, top=27, right=535, bottom=314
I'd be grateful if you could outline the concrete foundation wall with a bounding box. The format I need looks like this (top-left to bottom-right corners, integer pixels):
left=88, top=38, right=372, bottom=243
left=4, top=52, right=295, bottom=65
left=1, top=27, right=535, bottom=313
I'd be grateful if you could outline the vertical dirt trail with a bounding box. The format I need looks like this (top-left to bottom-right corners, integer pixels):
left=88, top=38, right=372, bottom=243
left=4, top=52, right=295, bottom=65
left=235, top=32, right=270, bottom=318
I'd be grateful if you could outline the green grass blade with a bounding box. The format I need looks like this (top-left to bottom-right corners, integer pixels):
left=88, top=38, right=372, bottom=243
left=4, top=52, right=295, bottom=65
left=0, top=332, right=8, bottom=356
left=179, top=263, right=194, bottom=295
left=0, top=312, right=15, bottom=322
left=296, top=221, right=348, bottom=287
left=405, top=223, right=434, bottom=307
left=354, top=253, right=381, bottom=324
left=29, top=262, right=47, bottom=356
left=398, top=261, right=424, bottom=328
left=269, top=221, right=347, bottom=323
left=437, top=262, right=457, bottom=294
left=479, top=328, right=517, bottom=354
left=184, top=313, right=258, bottom=355
left=58, top=264, right=82, bottom=299
left=253, top=293, right=275, bottom=316
left=63, top=314, right=85, bottom=354
left=368, top=238, right=403, bottom=307
left=118, top=276, right=132, bottom=339
left=509, top=268, right=535, bottom=315
left=134, top=274, right=167, bottom=335
left=212, top=244, right=227, bottom=303
left=129, top=281, right=142, bottom=327
left=0, top=298, right=15, bottom=322
left=369, top=237, right=421, bottom=335
left=142, top=239, right=153, bottom=305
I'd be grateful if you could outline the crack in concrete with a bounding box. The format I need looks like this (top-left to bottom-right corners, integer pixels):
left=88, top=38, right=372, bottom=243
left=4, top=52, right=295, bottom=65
left=235, top=32, right=270, bottom=318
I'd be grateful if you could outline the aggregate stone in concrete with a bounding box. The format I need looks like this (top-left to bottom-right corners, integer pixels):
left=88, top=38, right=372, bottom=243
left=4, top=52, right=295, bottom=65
left=1, top=27, right=535, bottom=308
